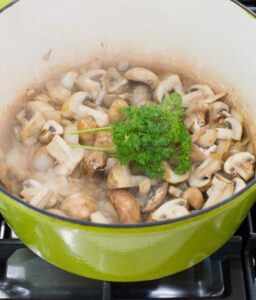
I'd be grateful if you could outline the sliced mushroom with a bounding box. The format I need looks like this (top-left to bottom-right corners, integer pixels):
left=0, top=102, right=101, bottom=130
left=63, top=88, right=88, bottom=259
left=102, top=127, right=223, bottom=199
left=39, top=120, right=64, bottom=144
left=46, top=135, right=71, bottom=163
left=20, top=179, right=42, bottom=202
left=190, top=144, right=208, bottom=163
left=124, top=67, right=158, bottom=89
left=63, top=123, right=79, bottom=144
left=132, top=84, right=150, bottom=106
left=46, top=80, right=71, bottom=105
left=181, top=187, right=204, bottom=209
left=31, top=146, right=54, bottom=172
left=33, top=93, right=51, bottom=103
left=233, top=177, right=246, bottom=194
left=168, top=185, right=183, bottom=198
left=0, top=164, right=26, bottom=194
left=26, top=101, right=56, bottom=119
left=30, top=186, right=56, bottom=209
left=21, top=112, right=45, bottom=146
left=194, top=155, right=222, bottom=179
left=204, top=175, right=234, bottom=208
left=224, top=117, right=242, bottom=141
left=90, top=211, right=109, bottom=224
left=138, top=178, right=151, bottom=195
left=108, top=190, right=141, bottom=224
left=59, top=71, right=78, bottom=90
left=46, top=208, right=68, bottom=217
left=154, top=74, right=184, bottom=103
left=210, top=101, right=230, bottom=121
left=216, top=139, right=231, bottom=158
left=188, top=84, right=214, bottom=98
left=142, top=181, right=168, bottom=213
left=197, top=129, right=217, bottom=148
left=162, top=162, right=189, bottom=184
left=77, top=115, right=97, bottom=146
left=107, top=163, right=146, bottom=189
left=75, top=69, right=108, bottom=105
left=216, top=128, right=232, bottom=140
left=224, top=152, right=255, bottom=181
left=108, top=99, right=128, bottom=123
left=83, top=150, right=107, bottom=182
left=62, top=92, right=109, bottom=126
left=184, top=103, right=208, bottom=133
left=231, top=108, right=243, bottom=124
left=188, top=163, right=211, bottom=188
left=151, top=199, right=189, bottom=221
left=60, top=192, right=97, bottom=220
left=107, top=67, right=128, bottom=94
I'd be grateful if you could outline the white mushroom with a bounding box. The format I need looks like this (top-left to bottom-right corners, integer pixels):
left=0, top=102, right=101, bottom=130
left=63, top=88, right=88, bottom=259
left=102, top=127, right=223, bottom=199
left=151, top=199, right=189, bottom=221
left=46, top=135, right=71, bottom=163
left=142, top=181, right=168, bottom=213
left=216, top=128, right=232, bottom=140
left=60, top=192, right=97, bottom=220
left=107, top=162, right=146, bottom=189
left=20, top=179, right=42, bottom=202
left=210, top=101, right=230, bottom=121
left=21, top=112, right=45, bottom=146
left=62, top=92, right=109, bottom=126
left=216, top=139, right=231, bottom=158
left=59, top=71, right=78, bottom=90
left=184, top=103, right=208, bottom=133
left=46, top=80, right=71, bottom=105
left=168, top=186, right=183, bottom=198
left=188, top=84, right=214, bottom=98
left=124, top=67, right=158, bottom=89
left=194, top=155, right=222, bottom=179
left=83, top=150, right=107, bottom=182
left=197, top=129, right=217, bottom=148
left=75, top=69, right=108, bottom=105
left=224, top=117, right=242, bottom=141
left=132, top=84, right=150, bottom=106
left=154, top=74, right=184, bottom=103
left=224, top=152, right=255, bottom=181
left=107, top=67, right=128, bottom=94
left=181, top=187, right=204, bottom=209
left=30, top=185, right=56, bottom=209
left=204, top=174, right=234, bottom=208
left=108, top=99, right=128, bottom=123
left=188, top=163, right=211, bottom=188
left=90, top=211, right=109, bottom=224
left=26, top=101, right=56, bottom=119
left=233, top=177, right=246, bottom=194
left=77, top=116, right=97, bottom=146
left=39, top=120, right=64, bottom=144
left=31, top=146, right=54, bottom=172
left=63, top=123, right=79, bottom=144
left=162, top=162, right=189, bottom=184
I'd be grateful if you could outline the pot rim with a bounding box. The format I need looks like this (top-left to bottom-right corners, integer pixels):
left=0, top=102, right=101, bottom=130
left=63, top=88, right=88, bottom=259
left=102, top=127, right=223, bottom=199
left=0, top=0, right=255, bottom=229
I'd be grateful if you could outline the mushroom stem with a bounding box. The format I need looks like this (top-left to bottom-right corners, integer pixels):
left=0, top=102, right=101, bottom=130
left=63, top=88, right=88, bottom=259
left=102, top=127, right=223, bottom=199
left=69, top=144, right=116, bottom=152
left=71, top=126, right=112, bottom=135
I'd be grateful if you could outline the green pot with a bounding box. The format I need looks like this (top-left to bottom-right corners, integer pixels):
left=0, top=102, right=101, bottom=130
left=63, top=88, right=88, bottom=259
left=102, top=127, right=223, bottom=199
left=0, top=0, right=256, bottom=282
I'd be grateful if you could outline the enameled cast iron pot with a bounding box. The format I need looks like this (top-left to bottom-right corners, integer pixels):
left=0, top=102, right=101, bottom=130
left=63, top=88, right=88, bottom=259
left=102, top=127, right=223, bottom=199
left=0, top=0, right=256, bottom=282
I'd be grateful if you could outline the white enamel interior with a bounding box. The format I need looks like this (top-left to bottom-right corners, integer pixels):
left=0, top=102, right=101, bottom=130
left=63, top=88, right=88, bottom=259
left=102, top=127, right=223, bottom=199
left=0, top=0, right=256, bottom=131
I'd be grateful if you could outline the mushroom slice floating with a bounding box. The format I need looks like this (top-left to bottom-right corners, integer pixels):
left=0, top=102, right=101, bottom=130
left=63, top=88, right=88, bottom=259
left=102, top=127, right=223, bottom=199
left=108, top=99, right=129, bottom=123
left=224, top=117, right=243, bottom=141
left=107, top=163, right=146, bottom=189
left=151, top=199, right=190, bottom=221
left=154, top=74, right=184, bottom=103
left=224, top=152, right=255, bottom=181
left=182, top=187, right=204, bottom=209
left=60, top=192, right=97, bottom=220
left=107, top=67, right=128, bottom=94
left=124, top=67, right=158, bottom=89
left=39, top=120, right=64, bottom=144
left=59, top=71, right=78, bottom=90
left=204, top=174, right=234, bottom=209
left=46, top=80, right=71, bottom=105
left=233, top=177, right=246, bottom=194
left=197, top=129, right=217, bottom=148
left=162, top=162, right=189, bottom=184
left=83, top=150, right=107, bottom=182
left=62, top=92, right=109, bottom=126
left=21, top=112, right=45, bottom=146
left=142, top=181, right=168, bottom=213
left=75, top=69, right=108, bottom=105
left=108, top=190, right=141, bottom=224
left=90, top=211, right=109, bottom=224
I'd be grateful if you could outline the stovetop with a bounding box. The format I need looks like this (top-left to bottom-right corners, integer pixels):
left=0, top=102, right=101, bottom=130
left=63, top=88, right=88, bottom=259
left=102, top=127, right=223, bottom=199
left=1, top=0, right=256, bottom=299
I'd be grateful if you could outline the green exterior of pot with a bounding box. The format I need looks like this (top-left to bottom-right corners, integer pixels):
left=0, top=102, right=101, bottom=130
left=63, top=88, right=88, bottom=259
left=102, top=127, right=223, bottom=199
left=0, top=183, right=255, bottom=282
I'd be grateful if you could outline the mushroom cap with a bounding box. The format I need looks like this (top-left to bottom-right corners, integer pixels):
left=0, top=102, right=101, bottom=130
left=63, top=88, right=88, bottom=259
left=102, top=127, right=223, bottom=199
left=224, top=117, right=243, bottom=141
left=224, top=152, right=255, bottom=181
left=162, top=162, right=189, bottom=184
left=108, top=190, right=141, bottom=224
left=154, top=74, right=184, bottom=103
left=197, top=129, right=217, bottom=148
left=124, top=67, right=158, bottom=89
left=181, top=187, right=204, bottom=209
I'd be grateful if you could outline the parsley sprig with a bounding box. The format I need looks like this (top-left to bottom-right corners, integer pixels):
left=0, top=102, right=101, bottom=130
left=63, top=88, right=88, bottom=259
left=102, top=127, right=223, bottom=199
left=70, top=93, right=191, bottom=179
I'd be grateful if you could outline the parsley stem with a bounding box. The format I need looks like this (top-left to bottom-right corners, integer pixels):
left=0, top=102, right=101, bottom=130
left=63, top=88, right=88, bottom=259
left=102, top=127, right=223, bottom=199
left=69, top=143, right=116, bottom=152
left=71, top=126, right=112, bottom=135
